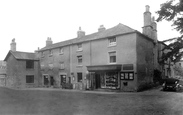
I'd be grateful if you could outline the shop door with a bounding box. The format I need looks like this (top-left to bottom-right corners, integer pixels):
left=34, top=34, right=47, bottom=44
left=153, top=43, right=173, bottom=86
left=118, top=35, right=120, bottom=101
left=95, top=73, right=101, bottom=89
left=50, top=76, right=54, bottom=86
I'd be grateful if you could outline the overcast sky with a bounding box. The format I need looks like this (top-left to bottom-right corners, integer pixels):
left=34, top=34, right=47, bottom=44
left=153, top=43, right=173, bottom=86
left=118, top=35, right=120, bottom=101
left=0, top=0, right=180, bottom=60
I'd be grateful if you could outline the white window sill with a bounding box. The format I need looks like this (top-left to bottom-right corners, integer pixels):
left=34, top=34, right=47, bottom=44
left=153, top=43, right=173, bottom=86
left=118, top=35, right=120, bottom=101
left=77, top=49, right=83, bottom=52
left=108, top=44, right=117, bottom=47
left=77, top=65, right=83, bottom=67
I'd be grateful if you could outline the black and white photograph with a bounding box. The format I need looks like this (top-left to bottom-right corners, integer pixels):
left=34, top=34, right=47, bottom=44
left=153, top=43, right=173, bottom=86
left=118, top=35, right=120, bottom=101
left=0, top=0, right=183, bottom=115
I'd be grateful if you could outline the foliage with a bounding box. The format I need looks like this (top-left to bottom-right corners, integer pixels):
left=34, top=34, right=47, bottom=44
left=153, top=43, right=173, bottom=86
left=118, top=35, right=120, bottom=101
left=174, top=64, right=183, bottom=76
left=160, top=36, right=183, bottom=63
left=156, top=0, right=183, bottom=63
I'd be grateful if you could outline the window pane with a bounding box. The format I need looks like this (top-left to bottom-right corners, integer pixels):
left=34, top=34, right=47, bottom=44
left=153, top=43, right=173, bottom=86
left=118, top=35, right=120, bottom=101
left=77, top=43, right=82, bottom=50
left=26, top=60, right=34, bottom=69
left=109, top=37, right=116, bottom=46
left=26, top=75, right=34, bottom=83
left=77, top=73, right=82, bottom=82
left=60, top=48, right=64, bottom=54
left=60, top=63, right=64, bottom=69
left=109, top=52, right=116, bottom=63
left=77, top=56, right=82, bottom=64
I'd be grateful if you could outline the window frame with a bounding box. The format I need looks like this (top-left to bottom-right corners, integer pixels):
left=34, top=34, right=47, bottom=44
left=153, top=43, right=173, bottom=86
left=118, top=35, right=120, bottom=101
left=59, top=47, right=64, bottom=55
left=26, top=60, right=34, bottom=69
left=49, top=50, right=53, bottom=56
left=77, top=73, right=82, bottom=82
left=41, top=52, right=45, bottom=58
left=26, top=75, right=34, bottom=83
left=108, top=37, right=116, bottom=46
left=77, top=55, right=83, bottom=65
left=77, top=43, right=83, bottom=51
left=60, top=62, right=65, bottom=70
left=109, top=51, right=116, bottom=64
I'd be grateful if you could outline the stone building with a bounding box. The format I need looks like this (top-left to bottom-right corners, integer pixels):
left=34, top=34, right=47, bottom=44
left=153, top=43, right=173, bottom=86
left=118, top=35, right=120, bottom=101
left=37, top=5, right=159, bottom=91
left=4, top=39, right=41, bottom=88
left=4, top=5, right=174, bottom=91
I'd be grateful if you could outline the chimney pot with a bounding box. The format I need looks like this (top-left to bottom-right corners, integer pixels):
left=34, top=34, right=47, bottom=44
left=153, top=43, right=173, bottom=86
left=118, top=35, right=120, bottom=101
left=77, top=27, right=85, bottom=38
left=98, top=25, right=106, bottom=32
left=145, top=5, right=150, bottom=12
left=10, top=38, right=16, bottom=51
left=46, top=37, right=53, bottom=46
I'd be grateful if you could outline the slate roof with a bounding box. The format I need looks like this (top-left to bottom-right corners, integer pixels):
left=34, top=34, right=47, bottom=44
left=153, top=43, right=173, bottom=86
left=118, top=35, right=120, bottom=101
left=4, top=51, right=39, bottom=61
left=39, top=23, right=137, bottom=51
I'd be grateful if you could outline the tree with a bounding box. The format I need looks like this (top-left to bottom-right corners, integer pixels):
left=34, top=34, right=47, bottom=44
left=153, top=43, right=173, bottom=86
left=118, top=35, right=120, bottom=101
left=156, top=0, right=183, bottom=63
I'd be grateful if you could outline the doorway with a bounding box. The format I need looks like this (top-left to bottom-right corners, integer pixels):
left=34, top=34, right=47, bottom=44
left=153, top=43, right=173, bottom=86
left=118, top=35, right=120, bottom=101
left=60, top=75, right=66, bottom=86
left=95, top=73, right=101, bottom=89
left=50, top=76, right=54, bottom=86
left=43, top=75, right=49, bottom=86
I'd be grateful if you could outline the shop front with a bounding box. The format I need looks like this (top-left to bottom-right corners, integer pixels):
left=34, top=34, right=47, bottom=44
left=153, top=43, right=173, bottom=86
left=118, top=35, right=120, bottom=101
left=87, top=64, right=122, bottom=90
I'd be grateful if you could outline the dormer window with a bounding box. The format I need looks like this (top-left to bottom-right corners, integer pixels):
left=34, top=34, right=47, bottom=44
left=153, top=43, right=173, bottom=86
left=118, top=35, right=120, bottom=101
left=108, top=37, right=116, bottom=46
left=77, top=43, right=82, bottom=51
left=59, top=47, right=64, bottom=55
left=49, top=50, right=53, bottom=56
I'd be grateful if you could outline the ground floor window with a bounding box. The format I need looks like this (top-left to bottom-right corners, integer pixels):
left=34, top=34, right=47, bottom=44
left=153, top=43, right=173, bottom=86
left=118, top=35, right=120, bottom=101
left=77, top=73, right=82, bottom=82
left=26, top=75, right=34, bottom=83
left=95, top=72, right=119, bottom=89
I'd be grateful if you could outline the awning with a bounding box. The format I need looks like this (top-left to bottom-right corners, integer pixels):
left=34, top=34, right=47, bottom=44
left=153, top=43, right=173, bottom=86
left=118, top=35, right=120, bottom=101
left=87, top=64, right=122, bottom=72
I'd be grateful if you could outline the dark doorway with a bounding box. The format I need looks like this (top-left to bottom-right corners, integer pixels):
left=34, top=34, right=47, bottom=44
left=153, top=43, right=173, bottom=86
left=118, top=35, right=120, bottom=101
left=60, top=75, right=66, bottom=86
left=50, top=76, right=54, bottom=86
left=44, top=75, right=49, bottom=86
left=95, top=73, right=101, bottom=89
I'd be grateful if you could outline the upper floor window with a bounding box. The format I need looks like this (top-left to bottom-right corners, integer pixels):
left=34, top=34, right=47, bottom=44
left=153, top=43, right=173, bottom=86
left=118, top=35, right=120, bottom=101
left=49, top=50, right=53, bottom=56
left=77, top=43, right=82, bottom=51
left=60, top=62, right=65, bottom=69
left=59, top=47, right=64, bottom=54
left=41, top=52, right=44, bottom=58
left=77, top=55, right=82, bottom=65
left=108, top=37, right=116, bottom=46
left=26, top=60, right=34, bottom=69
left=109, top=51, right=116, bottom=63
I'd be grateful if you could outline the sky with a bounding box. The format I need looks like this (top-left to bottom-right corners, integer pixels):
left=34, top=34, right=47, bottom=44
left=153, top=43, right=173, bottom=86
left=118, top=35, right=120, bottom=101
left=0, top=0, right=180, bottom=60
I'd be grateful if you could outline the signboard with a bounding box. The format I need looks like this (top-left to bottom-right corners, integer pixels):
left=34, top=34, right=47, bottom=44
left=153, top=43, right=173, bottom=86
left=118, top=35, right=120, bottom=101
left=120, top=72, right=134, bottom=80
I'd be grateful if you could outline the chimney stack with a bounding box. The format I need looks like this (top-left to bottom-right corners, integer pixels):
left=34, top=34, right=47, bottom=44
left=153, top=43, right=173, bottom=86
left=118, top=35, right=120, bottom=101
left=152, top=16, right=157, bottom=42
left=77, top=27, right=85, bottom=38
left=46, top=37, right=53, bottom=46
left=142, top=5, right=153, bottom=39
left=10, top=38, right=16, bottom=51
left=98, top=25, right=106, bottom=32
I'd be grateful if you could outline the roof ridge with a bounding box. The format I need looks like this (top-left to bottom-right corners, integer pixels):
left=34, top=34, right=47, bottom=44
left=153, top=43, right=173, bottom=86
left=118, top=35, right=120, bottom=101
left=39, top=23, right=136, bottom=51
left=11, top=50, right=35, bottom=54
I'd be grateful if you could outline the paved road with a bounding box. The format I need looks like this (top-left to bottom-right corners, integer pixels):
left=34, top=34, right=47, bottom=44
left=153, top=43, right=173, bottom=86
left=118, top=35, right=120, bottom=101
left=0, top=87, right=183, bottom=115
